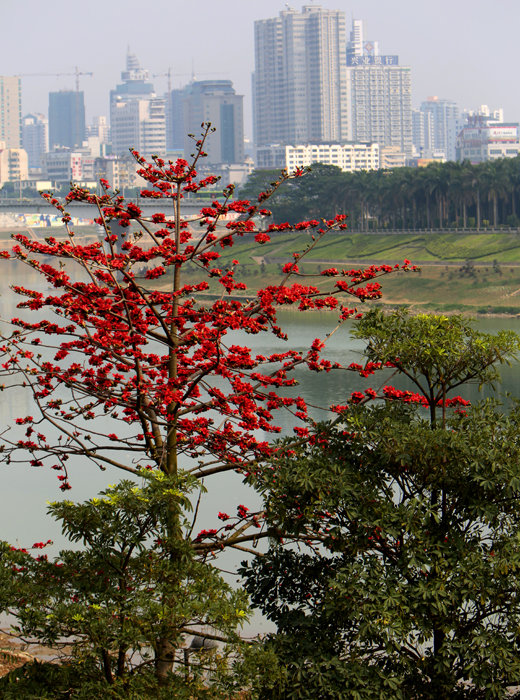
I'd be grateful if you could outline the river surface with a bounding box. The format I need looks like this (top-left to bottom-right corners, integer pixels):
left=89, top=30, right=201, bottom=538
left=2, top=262, right=520, bottom=633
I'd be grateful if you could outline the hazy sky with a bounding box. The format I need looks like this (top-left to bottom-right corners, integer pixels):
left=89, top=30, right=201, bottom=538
left=3, top=0, right=520, bottom=138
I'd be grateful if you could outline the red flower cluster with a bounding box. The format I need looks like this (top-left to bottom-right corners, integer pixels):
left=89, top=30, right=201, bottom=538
left=0, top=124, right=414, bottom=516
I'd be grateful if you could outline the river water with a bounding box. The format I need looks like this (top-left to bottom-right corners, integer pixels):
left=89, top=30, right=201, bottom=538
left=1, top=261, right=520, bottom=634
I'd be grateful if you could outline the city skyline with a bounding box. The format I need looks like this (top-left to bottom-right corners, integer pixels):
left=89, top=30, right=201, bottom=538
left=2, top=0, right=520, bottom=139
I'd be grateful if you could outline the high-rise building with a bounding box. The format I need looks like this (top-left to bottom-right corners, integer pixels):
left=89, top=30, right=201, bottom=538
left=48, top=91, right=86, bottom=149
left=22, top=113, right=48, bottom=170
left=111, top=99, right=166, bottom=158
left=413, top=97, right=459, bottom=161
left=110, top=51, right=166, bottom=158
left=181, top=81, right=244, bottom=165
left=0, top=76, right=22, bottom=148
left=253, top=4, right=348, bottom=147
left=346, top=19, right=412, bottom=155
left=110, top=51, right=155, bottom=104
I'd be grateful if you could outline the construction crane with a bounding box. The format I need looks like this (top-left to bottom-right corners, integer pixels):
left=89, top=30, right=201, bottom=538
left=152, top=67, right=173, bottom=93
left=153, top=68, right=224, bottom=92
left=17, top=67, right=93, bottom=92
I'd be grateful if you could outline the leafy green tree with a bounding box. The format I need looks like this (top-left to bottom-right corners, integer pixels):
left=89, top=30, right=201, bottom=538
left=243, top=312, right=520, bottom=698
left=0, top=473, right=248, bottom=696
left=353, top=309, right=519, bottom=427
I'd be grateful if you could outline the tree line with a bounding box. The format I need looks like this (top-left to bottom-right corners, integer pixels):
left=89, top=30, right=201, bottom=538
left=240, top=157, right=520, bottom=231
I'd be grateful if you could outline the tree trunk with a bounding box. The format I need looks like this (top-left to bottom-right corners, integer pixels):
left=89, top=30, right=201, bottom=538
left=101, top=649, right=114, bottom=684
left=156, top=639, right=177, bottom=685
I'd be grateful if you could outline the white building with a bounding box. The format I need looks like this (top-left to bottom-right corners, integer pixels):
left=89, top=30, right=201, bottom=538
left=111, top=98, right=166, bottom=159
left=456, top=119, right=520, bottom=164
left=346, top=18, right=379, bottom=64
left=94, top=155, right=146, bottom=191
left=253, top=5, right=348, bottom=147
left=463, top=105, right=504, bottom=124
left=0, top=146, right=28, bottom=185
left=87, top=116, right=110, bottom=143
left=85, top=116, right=110, bottom=157
left=346, top=20, right=412, bottom=155
left=285, top=143, right=379, bottom=172
left=42, top=149, right=85, bottom=182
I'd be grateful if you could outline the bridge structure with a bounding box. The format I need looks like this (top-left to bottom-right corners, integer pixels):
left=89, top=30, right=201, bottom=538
left=0, top=198, right=231, bottom=258
left=0, top=198, right=208, bottom=220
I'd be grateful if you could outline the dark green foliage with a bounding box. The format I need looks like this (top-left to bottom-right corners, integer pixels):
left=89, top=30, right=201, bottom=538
left=0, top=659, right=228, bottom=699
left=243, top=313, right=520, bottom=698
left=239, top=164, right=344, bottom=224
left=245, top=403, right=520, bottom=697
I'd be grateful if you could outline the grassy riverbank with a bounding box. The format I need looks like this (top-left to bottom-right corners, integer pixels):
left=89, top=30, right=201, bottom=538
left=214, top=231, right=520, bottom=315
left=6, top=225, right=520, bottom=314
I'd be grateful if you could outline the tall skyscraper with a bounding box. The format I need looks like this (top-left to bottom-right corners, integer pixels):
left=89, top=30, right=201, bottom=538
left=413, top=97, right=459, bottom=161
left=110, top=51, right=166, bottom=158
left=22, top=113, right=48, bottom=170
left=0, top=76, right=22, bottom=148
left=253, top=4, right=348, bottom=147
left=346, top=19, right=412, bottom=155
left=48, top=91, right=85, bottom=150
left=181, top=81, right=244, bottom=164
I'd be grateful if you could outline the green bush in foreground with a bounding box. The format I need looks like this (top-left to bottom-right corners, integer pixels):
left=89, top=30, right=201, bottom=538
left=0, top=473, right=248, bottom=697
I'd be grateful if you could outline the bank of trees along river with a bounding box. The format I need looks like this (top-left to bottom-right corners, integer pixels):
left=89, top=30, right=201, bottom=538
left=241, top=157, right=520, bottom=231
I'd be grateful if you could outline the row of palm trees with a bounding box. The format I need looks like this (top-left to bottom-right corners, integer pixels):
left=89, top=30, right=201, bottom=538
left=242, top=157, right=520, bottom=231
left=339, top=157, right=520, bottom=231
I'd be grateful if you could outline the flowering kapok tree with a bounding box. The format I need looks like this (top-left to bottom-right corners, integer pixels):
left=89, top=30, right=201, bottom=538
left=0, top=124, right=414, bottom=682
